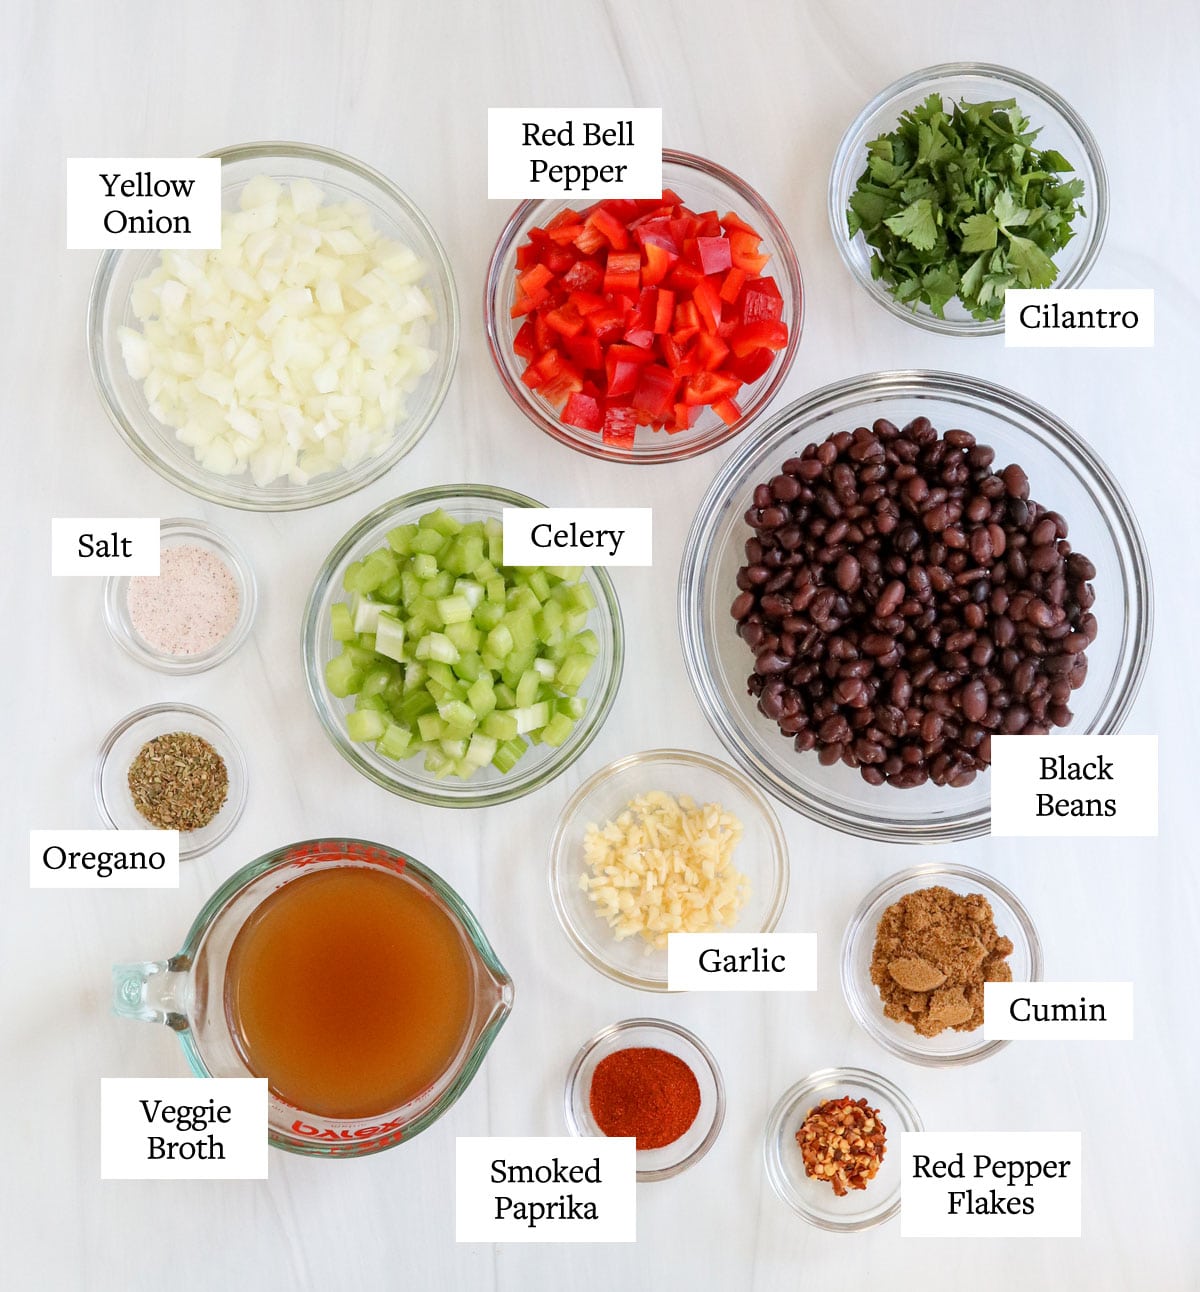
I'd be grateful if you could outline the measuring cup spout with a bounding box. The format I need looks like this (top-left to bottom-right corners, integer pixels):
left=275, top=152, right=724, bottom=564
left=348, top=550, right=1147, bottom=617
left=112, top=958, right=190, bottom=1032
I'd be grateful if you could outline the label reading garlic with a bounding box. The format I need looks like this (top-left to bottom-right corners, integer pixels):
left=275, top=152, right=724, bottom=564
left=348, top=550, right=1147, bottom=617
left=66, top=157, right=221, bottom=249
left=667, top=932, right=817, bottom=992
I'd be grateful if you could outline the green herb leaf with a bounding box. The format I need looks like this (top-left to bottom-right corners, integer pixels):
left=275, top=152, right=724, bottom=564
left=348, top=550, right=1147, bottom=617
left=883, top=198, right=938, bottom=250
left=960, top=213, right=998, bottom=252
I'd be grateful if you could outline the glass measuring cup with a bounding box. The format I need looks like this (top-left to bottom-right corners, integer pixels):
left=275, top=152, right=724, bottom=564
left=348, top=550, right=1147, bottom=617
left=112, top=838, right=513, bottom=1157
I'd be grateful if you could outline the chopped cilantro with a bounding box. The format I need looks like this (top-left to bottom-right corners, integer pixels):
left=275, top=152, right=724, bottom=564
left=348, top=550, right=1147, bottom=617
left=846, top=94, right=1085, bottom=321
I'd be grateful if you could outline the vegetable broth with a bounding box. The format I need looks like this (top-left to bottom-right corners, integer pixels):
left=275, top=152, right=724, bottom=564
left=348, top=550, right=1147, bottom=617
left=224, top=865, right=474, bottom=1119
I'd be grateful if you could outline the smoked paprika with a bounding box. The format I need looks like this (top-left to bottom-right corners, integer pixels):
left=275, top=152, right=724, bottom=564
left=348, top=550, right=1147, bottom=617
left=588, top=1047, right=701, bottom=1149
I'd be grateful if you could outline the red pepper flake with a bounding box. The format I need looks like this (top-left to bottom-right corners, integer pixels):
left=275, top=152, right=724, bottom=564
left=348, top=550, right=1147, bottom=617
left=588, top=1046, right=701, bottom=1150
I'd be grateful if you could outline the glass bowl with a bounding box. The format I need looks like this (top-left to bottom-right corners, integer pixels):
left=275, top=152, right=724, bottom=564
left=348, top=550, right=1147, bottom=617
left=102, top=517, right=257, bottom=673
left=88, top=141, right=459, bottom=511
left=677, top=370, right=1152, bottom=843
left=564, top=1018, right=725, bottom=1181
left=548, top=749, right=789, bottom=990
left=94, top=703, right=248, bottom=860
left=841, top=864, right=1043, bottom=1066
left=829, top=63, right=1108, bottom=336
left=484, top=148, right=803, bottom=463
left=763, top=1066, right=921, bottom=1230
left=302, top=483, right=624, bottom=808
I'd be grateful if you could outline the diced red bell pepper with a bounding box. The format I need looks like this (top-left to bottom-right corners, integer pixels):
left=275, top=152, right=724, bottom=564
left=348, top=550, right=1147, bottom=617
left=730, top=319, right=788, bottom=357
left=694, top=210, right=722, bottom=238
left=565, top=334, right=603, bottom=371
left=544, top=304, right=585, bottom=338
left=692, top=278, right=722, bottom=333
left=681, top=370, right=741, bottom=406
left=694, top=332, right=730, bottom=371
left=562, top=392, right=603, bottom=432
left=671, top=402, right=700, bottom=432
left=603, top=251, right=641, bottom=296
left=653, top=288, right=675, bottom=334
left=585, top=206, right=630, bottom=251
left=713, top=396, right=742, bottom=426
left=739, top=275, right=784, bottom=324
left=641, top=242, right=676, bottom=286
left=605, top=355, right=642, bottom=398
left=573, top=223, right=608, bottom=254
left=695, top=236, right=732, bottom=275
left=586, top=304, right=626, bottom=343
left=729, top=229, right=769, bottom=273
left=513, top=319, right=537, bottom=360
left=666, top=261, right=704, bottom=293
left=518, top=263, right=555, bottom=302
left=719, top=267, right=747, bottom=304
left=730, top=346, right=775, bottom=383
left=562, top=260, right=604, bottom=294
left=631, top=364, right=676, bottom=420
left=601, top=404, right=637, bottom=448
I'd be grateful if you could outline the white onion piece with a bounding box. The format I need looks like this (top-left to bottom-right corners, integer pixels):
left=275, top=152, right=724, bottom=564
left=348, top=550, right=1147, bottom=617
left=118, top=177, right=438, bottom=487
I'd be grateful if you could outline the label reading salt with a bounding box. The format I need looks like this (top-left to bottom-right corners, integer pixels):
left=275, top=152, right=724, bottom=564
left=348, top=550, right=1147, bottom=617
left=984, top=981, right=1133, bottom=1041
left=51, top=517, right=160, bottom=576
left=67, top=158, right=221, bottom=249
left=101, top=1078, right=268, bottom=1179
left=1005, top=289, right=1154, bottom=347
left=990, top=735, right=1157, bottom=837
left=502, top=507, right=652, bottom=566
left=488, top=109, right=662, bottom=198
left=667, top=932, right=817, bottom=992
left=30, top=829, right=179, bottom=890
left=901, top=1132, right=1081, bottom=1237
left=456, top=1136, right=635, bottom=1243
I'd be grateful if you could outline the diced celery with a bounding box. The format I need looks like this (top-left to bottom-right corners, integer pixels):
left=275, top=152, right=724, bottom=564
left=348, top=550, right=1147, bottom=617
left=452, top=651, right=482, bottom=683
left=330, top=602, right=355, bottom=641
left=425, top=660, right=457, bottom=689
left=467, top=676, right=496, bottom=717
left=556, top=653, right=593, bottom=691
left=494, top=682, right=517, bottom=709
left=527, top=569, right=550, bottom=602
left=533, top=657, right=557, bottom=681
left=439, top=738, right=468, bottom=759
left=352, top=596, right=397, bottom=635
left=486, top=576, right=507, bottom=604
left=376, top=722, right=413, bottom=760
left=437, top=594, right=472, bottom=625
left=422, top=570, right=453, bottom=601
left=482, top=710, right=518, bottom=741
left=396, top=690, right=437, bottom=725
left=421, top=508, right=463, bottom=538
left=515, top=669, right=541, bottom=708
left=412, top=551, right=439, bottom=578
left=491, top=735, right=527, bottom=773
left=342, top=559, right=368, bottom=594
left=512, top=701, right=549, bottom=734
left=347, top=709, right=386, bottom=742
left=361, top=664, right=396, bottom=697
left=418, top=712, right=447, bottom=741
left=355, top=692, right=388, bottom=713
left=574, top=629, right=600, bottom=657
left=386, top=523, right=418, bottom=555
left=453, top=579, right=484, bottom=609
left=506, top=587, right=540, bottom=617
left=374, top=612, right=406, bottom=663
left=463, top=732, right=497, bottom=768
left=438, top=698, right=476, bottom=728
left=486, top=623, right=514, bottom=658
left=557, top=696, right=587, bottom=720
left=410, top=527, right=446, bottom=556
left=444, top=621, right=480, bottom=653
left=325, top=653, right=364, bottom=697
left=415, top=632, right=460, bottom=664
left=541, top=712, right=574, bottom=747
left=473, top=601, right=504, bottom=631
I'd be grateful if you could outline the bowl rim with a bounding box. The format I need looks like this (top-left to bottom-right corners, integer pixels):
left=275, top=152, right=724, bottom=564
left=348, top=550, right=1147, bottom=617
left=677, top=368, right=1154, bottom=843
left=839, top=863, right=1044, bottom=1067
left=301, top=481, right=625, bottom=808
left=86, top=139, right=460, bottom=512
left=102, top=516, right=258, bottom=673
left=483, top=146, right=804, bottom=463
left=547, top=747, right=791, bottom=990
left=828, top=61, right=1110, bottom=337
left=762, top=1065, right=922, bottom=1230
left=94, top=701, right=248, bottom=859
left=563, top=1015, right=726, bottom=1181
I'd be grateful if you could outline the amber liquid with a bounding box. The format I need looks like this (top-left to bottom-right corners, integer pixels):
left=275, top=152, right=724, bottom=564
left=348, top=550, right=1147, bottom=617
left=224, top=866, right=475, bottom=1120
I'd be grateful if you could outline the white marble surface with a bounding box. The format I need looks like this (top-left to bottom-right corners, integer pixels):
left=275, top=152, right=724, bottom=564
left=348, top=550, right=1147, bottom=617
left=4, top=1, right=1198, bottom=1288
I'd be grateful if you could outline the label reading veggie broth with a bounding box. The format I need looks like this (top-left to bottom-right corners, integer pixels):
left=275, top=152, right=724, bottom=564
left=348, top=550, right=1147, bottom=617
left=488, top=109, right=662, bottom=198
left=502, top=508, right=652, bottom=566
left=66, top=158, right=220, bottom=249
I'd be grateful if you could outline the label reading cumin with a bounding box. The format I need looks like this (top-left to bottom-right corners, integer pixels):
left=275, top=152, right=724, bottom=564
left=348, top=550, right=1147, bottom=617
left=128, top=732, right=228, bottom=831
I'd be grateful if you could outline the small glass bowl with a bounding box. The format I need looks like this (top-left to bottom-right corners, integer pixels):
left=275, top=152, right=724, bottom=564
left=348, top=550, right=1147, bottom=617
left=484, top=149, right=803, bottom=463
left=763, top=1066, right=921, bottom=1230
left=564, top=1018, right=725, bottom=1181
left=94, top=703, right=248, bottom=860
left=302, top=484, right=624, bottom=808
left=677, top=370, right=1153, bottom=843
left=548, top=749, right=789, bottom=990
left=841, top=864, right=1043, bottom=1067
left=102, top=518, right=257, bottom=673
left=829, top=63, right=1108, bottom=336
left=88, top=141, right=459, bottom=511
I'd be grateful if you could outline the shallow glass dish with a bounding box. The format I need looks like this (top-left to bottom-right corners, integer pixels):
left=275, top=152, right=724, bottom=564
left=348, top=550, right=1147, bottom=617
left=484, top=149, right=803, bottom=463
left=94, top=703, right=248, bottom=860
left=549, top=749, right=789, bottom=990
left=841, top=864, right=1042, bottom=1066
left=829, top=63, right=1108, bottom=336
left=564, top=1018, right=725, bottom=1181
left=88, top=141, right=459, bottom=510
left=302, top=484, right=624, bottom=808
left=103, top=517, right=257, bottom=673
left=678, top=370, right=1152, bottom=843
left=763, top=1066, right=921, bottom=1230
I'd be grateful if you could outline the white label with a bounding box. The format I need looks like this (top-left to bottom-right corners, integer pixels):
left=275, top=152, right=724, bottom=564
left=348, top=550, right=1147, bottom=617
left=100, top=1078, right=268, bottom=1180
left=667, top=932, right=817, bottom=992
left=456, top=1136, right=636, bottom=1243
left=30, top=830, right=179, bottom=889
left=67, top=158, right=221, bottom=249
left=488, top=109, right=662, bottom=198
left=990, top=735, right=1157, bottom=837
left=901, top=1132, right=1081, bottom=1238
left=51, top=517, right=160, bottom=576
left=1005, top=289, right=1153, bottom=347
left=503, top=507, right=652, bottom=566
left=984, top=982, right=1133, bottom=1040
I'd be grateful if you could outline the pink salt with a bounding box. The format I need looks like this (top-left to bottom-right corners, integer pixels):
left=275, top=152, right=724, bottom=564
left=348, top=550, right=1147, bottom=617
left=127, top=544, right=240, bottom=656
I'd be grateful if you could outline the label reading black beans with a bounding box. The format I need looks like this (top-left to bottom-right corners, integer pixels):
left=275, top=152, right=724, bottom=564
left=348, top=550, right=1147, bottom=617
left=731, top=417, right=1097, bottom=790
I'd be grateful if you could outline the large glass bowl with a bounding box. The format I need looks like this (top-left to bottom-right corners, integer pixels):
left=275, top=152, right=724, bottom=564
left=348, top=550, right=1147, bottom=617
left=302, top=484, right=624, bottom=808
left=548, top=749, right=789, bottom=990
left=88, top=141, right=459, bottom=510
left=829, top=63, right=1108, bottom=336
left=484, top=148, right=803, bottom=463
left=841, top=864, right=1042, bottom=1066
left=678, top=371, right=1152, bottom=843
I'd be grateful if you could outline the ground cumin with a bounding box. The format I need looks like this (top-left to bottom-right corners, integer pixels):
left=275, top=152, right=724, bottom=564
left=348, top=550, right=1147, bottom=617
left=869, top=886, right=1013, bottom=1036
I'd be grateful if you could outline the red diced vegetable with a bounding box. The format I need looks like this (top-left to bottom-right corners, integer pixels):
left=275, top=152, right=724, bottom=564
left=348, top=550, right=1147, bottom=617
left=730, top=319, right=788, bottom=357
left=586, top=206, right=630, bottom=251
left=719, top=267, right=747, bottom=304
left=603, top=251, right=641, bottom=296
left=513, top=320, right=536, bottom=360
left=682, top=371, right=740, bottom=406
left=731, top=346, right=774, bottom=383
left=693, top=278, right=722, bottom=333
left=562, top=260, right=603, bottom=294
left=713, top=397, right=742, bottom=426
left=696, top=236, right=732, bottom=275
left=601, top=404, right=637, bottom=448
left=562, top=392, right=603, bottom=432
left=631, top=365, right=676, bottom=420
left=739, top=275, right=784, bottom=323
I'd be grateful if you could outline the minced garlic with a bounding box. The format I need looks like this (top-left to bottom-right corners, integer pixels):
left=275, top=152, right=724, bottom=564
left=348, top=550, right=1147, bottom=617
left=580, top=791, right=749, bottom=949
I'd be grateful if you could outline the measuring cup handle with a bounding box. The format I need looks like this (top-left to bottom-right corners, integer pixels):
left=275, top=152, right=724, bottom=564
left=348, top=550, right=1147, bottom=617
left=112, top=960, right=188, bottom=1032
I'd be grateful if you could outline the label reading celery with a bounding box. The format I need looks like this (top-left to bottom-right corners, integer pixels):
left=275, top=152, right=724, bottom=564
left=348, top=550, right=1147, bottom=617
left=502, top=508, right=652, bottom=566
